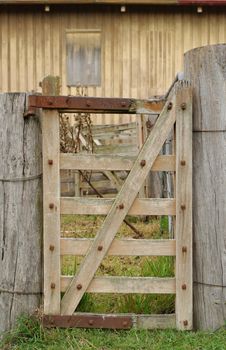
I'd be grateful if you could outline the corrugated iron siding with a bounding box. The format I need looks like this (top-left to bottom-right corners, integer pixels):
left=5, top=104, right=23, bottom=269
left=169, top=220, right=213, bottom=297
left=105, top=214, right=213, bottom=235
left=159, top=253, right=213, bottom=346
left=0, top=6, right=226, bottom=123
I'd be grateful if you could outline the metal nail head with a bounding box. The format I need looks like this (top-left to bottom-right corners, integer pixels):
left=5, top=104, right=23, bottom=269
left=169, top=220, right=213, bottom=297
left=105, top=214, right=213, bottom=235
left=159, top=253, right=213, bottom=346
left=140, top=160, right=146, bottom=167
left=167, top=102, right=173, bottom=110
left=181, top=102, right=187, bottom=110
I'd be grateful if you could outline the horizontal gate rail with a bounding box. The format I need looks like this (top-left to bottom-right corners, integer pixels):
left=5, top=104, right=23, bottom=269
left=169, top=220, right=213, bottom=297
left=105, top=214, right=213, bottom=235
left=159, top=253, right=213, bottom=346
left=60, top=197, right=176, bottom=216
left=60, top=238, right=176, bottom=256
left=61, top=276, right=176, bottom=294
left=60, top=153, right=176, bottom=172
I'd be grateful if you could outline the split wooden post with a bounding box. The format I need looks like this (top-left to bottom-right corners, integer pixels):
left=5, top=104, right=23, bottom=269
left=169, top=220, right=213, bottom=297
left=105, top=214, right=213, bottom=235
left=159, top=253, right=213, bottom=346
left=185, top=44, right=226, bottom=330
left=0, top=93, right=42, bottom=334
left=60, top=82, right=184, bottom=316
left=175, top=83, right=193, bottom=330
left=42, top=76, right=61, bottom=314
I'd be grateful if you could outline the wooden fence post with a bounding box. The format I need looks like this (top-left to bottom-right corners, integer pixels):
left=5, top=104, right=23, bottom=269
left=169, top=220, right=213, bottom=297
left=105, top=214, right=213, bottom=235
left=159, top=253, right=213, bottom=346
left=184, top=44, right=226, bottom=330
left=0, top=93, right=42, bottom=334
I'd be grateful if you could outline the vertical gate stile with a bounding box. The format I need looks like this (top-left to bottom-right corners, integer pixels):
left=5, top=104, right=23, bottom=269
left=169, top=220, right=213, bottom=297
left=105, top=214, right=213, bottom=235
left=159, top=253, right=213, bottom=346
left=42, top=76, right=61, bottom=315
left=175, top=81, right=193, bottom=330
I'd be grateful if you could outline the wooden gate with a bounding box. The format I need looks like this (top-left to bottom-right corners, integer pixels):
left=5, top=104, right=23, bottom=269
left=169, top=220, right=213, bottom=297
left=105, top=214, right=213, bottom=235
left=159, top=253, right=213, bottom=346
left=28, top=77, right=192, bottom=331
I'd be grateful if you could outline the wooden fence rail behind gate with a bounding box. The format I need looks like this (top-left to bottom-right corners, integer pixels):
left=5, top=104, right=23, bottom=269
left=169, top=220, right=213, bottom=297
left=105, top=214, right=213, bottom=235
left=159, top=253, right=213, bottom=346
left=28, top=76, right=192, bottom=331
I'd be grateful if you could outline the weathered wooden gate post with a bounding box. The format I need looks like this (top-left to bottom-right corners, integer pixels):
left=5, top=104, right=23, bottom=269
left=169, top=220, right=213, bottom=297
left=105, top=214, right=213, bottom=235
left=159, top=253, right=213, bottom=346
left=0, top=93, right=42, bottom=334
left=184, top=44, right=226, bottom=330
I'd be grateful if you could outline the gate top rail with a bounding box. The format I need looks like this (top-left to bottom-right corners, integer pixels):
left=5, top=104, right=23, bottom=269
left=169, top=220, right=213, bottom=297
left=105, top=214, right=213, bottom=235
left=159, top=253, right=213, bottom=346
left=28, top=95, right=165, bottom=114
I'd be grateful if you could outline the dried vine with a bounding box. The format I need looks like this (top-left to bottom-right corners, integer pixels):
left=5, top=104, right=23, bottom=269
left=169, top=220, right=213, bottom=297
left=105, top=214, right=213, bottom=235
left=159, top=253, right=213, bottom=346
left=60, top=86, right=94, bottom=154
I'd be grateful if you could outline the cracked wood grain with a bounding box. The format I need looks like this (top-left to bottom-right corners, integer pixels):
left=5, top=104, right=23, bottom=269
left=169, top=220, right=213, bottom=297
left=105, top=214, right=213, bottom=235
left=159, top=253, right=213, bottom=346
left=185, top=44, right=226, bottom=330
left=0, top=93, right=42, bottom=334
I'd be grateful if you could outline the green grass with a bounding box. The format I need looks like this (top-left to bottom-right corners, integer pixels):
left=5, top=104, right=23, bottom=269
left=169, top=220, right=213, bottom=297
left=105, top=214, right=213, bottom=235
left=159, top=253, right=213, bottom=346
left=117, top=257, right=175, bottom=315
left=1, top=315, right=226, bottom=350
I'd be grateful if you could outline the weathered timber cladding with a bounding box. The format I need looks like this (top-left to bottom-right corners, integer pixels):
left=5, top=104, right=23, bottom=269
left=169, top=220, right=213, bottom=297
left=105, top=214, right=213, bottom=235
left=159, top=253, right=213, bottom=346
left=1, top=6, right=226, bottom=123
left=0, top=94, right=42, bottom=334
left=184, top=44, right=226, bottom=330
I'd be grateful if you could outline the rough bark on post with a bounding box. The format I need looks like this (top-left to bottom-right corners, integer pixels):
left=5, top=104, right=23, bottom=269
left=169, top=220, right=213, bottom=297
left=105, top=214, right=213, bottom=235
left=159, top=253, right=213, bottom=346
left=184, top=44, right=226, bottom=330
left=0, top=93, right=42, bottom=334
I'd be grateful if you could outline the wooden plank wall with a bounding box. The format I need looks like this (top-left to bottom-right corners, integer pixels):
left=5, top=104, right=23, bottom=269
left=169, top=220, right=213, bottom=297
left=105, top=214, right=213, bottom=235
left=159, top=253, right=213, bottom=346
left=0, top=5, right=226, bottom=123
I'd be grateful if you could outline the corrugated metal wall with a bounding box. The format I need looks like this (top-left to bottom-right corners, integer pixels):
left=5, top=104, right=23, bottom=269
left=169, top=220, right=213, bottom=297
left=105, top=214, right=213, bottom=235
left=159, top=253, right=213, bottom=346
left=0, top=5, right=226, bottom=123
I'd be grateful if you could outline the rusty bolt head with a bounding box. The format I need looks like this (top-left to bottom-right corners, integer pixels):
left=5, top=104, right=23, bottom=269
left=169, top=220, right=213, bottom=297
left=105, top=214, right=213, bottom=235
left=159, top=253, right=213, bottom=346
left=183, top=320, right=188, bottom=326
left=49, top=203, right=54, bottom=209
left=48, top=100, right=53, bottom=106
left=181, top=204, right=186, bottom=210
left=50, top=283, right=55, bottom=289
left=122, top=321, right=128, bottom=327
left=49, top=245, right=55, bottom=252
left=182, top=246, right=187, bottom=253
left=167, top=102, right=173, bottom=110
left=77, top=284, right=82, bottom=290
left=121, top=101, right=126, bottom=107
left=180, top=160, right=186, bottom=166
left=24, top=109, right=36, bottom=118
left=146, top=120, right=153, bottom=130
left=181, top=102, right=187, bottom=110
left=118, top=204, right=124, bottom=210
left=97, top=245, right=103, bottom=251
left=182, top=284, right=187, bottom=290
left=48, top=159, right=53, bottom=165
left=86, top=101, right=91, bottom=107
left=88, top=320, right=94, bottom=326
left=140, top=160, right=146, bottom=167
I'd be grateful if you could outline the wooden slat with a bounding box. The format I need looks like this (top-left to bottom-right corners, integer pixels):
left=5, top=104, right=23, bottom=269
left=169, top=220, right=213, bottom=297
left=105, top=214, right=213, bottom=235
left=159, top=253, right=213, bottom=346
left=80, top=180, right=115, bottom=190
left=61, top=197, right=176, bottom=216
left=60, top=85, right=178, bottom=315
left=60, top=238, right=176, bottom=256
left=60, top=154, right=175, bottom=172
left=136, top=314, right=176, bottom=329
left=103, top=171, right=123, bottom=190
left=43, top=111, right=61, bottom=315
left=175, top=82, right=193, bottom=330
left=61, top=276, right=176, bottom=294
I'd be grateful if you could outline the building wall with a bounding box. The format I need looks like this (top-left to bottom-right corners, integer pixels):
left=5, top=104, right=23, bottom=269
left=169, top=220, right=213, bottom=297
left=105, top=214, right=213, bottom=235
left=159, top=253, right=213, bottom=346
left=0, top=5, right=226, bottom=123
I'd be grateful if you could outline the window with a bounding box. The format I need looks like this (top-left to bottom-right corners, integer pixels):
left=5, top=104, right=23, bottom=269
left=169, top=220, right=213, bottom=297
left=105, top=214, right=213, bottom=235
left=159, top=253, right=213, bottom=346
left=66, top=30, right=101, bottom=87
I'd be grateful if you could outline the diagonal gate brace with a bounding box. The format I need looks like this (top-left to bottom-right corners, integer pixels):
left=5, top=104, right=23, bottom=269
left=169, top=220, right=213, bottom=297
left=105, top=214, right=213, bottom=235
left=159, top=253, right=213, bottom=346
left=60, top=81, right=188, bottom=316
